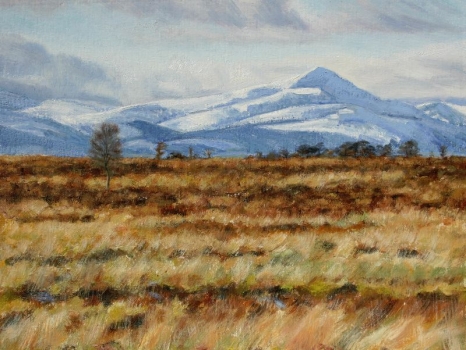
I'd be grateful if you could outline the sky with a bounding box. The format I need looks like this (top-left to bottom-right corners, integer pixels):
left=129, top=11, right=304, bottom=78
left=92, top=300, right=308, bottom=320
left=0, top=0, right=465, bottom=105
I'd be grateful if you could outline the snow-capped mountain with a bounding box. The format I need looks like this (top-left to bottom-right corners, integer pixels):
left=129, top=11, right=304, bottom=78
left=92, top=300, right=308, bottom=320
left=1, top=67, right=466, bottom=157
left=418, top=102, right=466, bottom=126
left=291, top=68, right=424, bottom=119
left=0, top=91, right=38, bottom=111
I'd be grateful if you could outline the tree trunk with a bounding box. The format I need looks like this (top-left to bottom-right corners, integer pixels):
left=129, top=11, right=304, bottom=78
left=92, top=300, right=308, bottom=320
left=105, top=166, right=110, bottom=190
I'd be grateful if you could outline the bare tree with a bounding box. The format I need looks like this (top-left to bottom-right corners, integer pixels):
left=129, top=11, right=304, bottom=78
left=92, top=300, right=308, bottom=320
left=89, top=123, right=122, bottom=190
left=439, top=145, right=448, bottom=158
left=188, top=146, right=195, bottom=159
left=155, top=142, right=167, bottom=160
left=379, top=144, right=393, bottom=157
left=204, top=149, right=213, bottom=159
left=279, top=148, right=290, bottom=159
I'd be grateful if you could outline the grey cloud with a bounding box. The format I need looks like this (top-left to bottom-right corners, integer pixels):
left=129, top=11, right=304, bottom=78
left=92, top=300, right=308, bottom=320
left=355, top=43, right=466, bottom=99
left=376, top=13, right=455, bottom=33
left=141, top=0, right=248, bottom=27
left=107, top=0, right=309, bottom=30
left=0, top=79, right=53, bottom=101
left=206, top=1, right=247, bottom=27
left=0, top=36, right=119, bottom=104
left=0, top=0, right=96, bottom=12
left=425, top=59, right=466, bottom=75
left=2, top=0, right=464, bottom=36
left=356, top=0, right=465, bottom=33
left=422, top=59, right=466, bottom=88
left=255, top=0, right=308, bottom=30
left=1, top=0, right=309, bottom=30
left=109, top=0, right=465, bottom=34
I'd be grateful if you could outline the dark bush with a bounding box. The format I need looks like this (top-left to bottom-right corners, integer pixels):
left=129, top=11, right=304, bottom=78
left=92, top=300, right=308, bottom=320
left=296, top=142, right=325, bottom=157
left=399, top=139, right=420, bottom=157
left=337, top=140, right=376, bottom=157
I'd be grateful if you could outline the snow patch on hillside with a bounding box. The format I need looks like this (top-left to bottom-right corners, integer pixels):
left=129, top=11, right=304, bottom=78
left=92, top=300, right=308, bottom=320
left=447, top=103, right=466, bottom=116
left=24, top=99, right=111, bottom=124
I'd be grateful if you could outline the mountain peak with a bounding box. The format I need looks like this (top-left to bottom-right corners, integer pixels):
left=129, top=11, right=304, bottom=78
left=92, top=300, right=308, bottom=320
left=290, top=67, right=374, bottom=104
left=309, top=66, right=339, bottom=76
left=290, top=67, right=422, bottom=119
left=291, top=67, right=346, bottom=89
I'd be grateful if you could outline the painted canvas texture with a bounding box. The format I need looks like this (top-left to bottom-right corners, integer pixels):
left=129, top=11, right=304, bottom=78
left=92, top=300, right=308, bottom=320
left=0, top=1, right=465, bottom=349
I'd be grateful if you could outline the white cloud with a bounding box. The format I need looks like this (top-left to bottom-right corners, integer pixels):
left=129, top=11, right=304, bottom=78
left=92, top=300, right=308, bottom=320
left=0, top=35, right=119, bottom=103
left=345, top=41, right=466, bottom=99
left=0, top=1, right=464, bottom=103
left=131, top=40, right=466, bottom=102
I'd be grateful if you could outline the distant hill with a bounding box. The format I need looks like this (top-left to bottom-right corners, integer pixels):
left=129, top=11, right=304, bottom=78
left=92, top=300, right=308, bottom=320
left=1, top=68, right=466, bottom=157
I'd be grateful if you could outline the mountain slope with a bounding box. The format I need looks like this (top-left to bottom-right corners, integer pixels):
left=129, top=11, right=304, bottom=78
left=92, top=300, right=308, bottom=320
left=0, top=91, right=38, bottom=111
left=0, top=67, right=465, bottom=157
left=291, top=67, right=423, bottom=118
left=418, top=102, right=466, bottom=125
left=0, top=112, right=88, bottom=156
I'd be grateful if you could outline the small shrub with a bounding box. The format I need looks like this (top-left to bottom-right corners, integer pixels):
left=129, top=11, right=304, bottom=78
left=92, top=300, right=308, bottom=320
left=160, top=204, right=190, bottom=216
left=327, top=283, right=358, bottom=301
left=169, top=249, right=188, bottom=259
left=80, top=248, right=127, bottom=263
left=354, top=245, right=378, bottom=255
left=5, top=253, right=34, bottom=266
left=397, top=248, right=420, bottom=258
left=76, top=288, right=122, bottom=306
left=317, top=240, right=336, bottom=252
left=41, top=255, right=71, bottom=267
left=108, top=314, right=145, bottom=331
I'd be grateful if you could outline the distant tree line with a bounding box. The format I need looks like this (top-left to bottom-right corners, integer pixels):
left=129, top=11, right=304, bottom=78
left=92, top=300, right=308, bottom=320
left=88, top=123, right=450, bottom=189
left=155, top=140, right=404, bottom=160
left=150, top=139, right=434, bottom=160
left=256, top=139, right=449, bottom=160
left=154, top=141, right=213, bottom=160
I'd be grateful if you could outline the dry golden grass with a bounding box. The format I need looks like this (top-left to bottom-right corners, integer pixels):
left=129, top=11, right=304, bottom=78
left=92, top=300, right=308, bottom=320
left=0, top=156, right=465, bottom=349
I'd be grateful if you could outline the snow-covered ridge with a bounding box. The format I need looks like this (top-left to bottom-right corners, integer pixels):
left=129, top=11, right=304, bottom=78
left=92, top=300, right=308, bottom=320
left=0, top=91, right=38, bottom=110
left=0, top=67, right=465, bottom=156
left=24, top=99, right=111, bottom=124
left=418, top=102, right=466, bottom=126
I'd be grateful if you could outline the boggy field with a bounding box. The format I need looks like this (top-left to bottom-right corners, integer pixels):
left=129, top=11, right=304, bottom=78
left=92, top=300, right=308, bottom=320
left=0, top=156, right=465, bottom=349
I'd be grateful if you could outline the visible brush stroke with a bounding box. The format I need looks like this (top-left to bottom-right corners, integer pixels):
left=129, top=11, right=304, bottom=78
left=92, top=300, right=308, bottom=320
left=0, top=1, right=464, bottom=349
left=0, top=156, right=465, bottom=348
left=1, top=67, right=466, bottom=157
